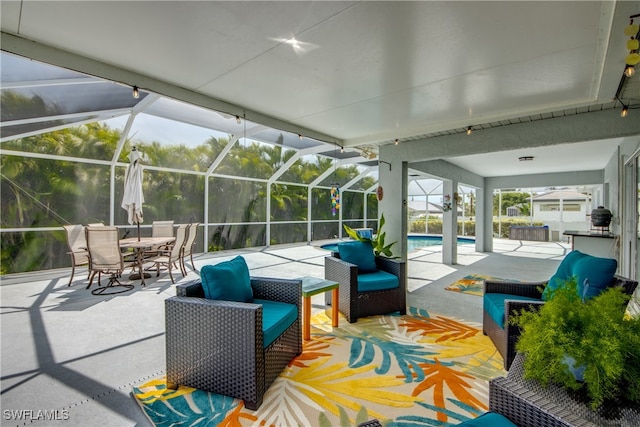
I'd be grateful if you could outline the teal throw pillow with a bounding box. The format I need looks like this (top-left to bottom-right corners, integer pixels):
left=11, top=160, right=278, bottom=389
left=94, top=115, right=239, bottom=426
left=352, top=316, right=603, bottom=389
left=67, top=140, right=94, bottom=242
left=200, top=255, right=253, bottom=302
left=542, top=250, right=616, bottom=301
left=543, top=250, right=586, bottom=300
left=574, top=254, right=617, bottom=300
left=338, top=240, right=377, bottom=273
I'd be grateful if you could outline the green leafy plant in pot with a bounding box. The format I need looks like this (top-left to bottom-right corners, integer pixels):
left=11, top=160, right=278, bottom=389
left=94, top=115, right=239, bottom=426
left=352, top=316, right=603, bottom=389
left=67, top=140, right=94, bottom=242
left=511, top=277, right=640, bottom=411
left=343, top=214, right=396, bottom=258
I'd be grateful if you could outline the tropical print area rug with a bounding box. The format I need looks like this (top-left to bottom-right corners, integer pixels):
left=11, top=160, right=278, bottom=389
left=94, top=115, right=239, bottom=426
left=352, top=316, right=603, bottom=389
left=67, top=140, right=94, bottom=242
left=444, top=274, right=502, bottom=296
left=133, top=307, right=505, bottom=426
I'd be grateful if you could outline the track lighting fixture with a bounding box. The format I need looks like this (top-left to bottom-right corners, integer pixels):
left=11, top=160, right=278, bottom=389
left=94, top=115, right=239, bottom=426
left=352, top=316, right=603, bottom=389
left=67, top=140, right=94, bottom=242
left=340, top=146, right=344, bottom=153
left=298, top=134, right=303, bottom=140
left=132, top=86, right=139, bottom=99
left=466, top=126, right=472, bottom=135
left=235, top=115, right=241, bottom=124
left=394, top=138, right=399, bottom=145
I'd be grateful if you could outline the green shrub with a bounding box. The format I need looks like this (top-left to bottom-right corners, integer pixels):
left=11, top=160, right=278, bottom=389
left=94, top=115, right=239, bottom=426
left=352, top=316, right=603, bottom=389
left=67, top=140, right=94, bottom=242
left=409, top=217, right=545, bottom=238
left=512, top=278, right=640, bottom=410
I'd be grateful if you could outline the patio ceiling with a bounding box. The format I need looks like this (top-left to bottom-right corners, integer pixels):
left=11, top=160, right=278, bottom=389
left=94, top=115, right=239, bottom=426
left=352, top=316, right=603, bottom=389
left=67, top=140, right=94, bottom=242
left=1, top=1, right=639, bottom=181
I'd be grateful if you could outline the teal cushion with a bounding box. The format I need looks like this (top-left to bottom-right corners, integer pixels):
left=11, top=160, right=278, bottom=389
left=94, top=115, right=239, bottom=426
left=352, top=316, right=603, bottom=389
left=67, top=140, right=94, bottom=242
left=255, top=299, right=298, bottom=348
left=543, top=250, right=586, bottom=300
left=575, top=255, right=617, bottom=300
left=357, top=270, right=399, bottom=292
left=457, top=412, right=516, bottom=426
left=200, top=256, right=253, bottom=302
left=483, top=293, right=540, bottom=329
left=542, top=250, right=616, bottom=301
left=338, top=240, right=377, bottom=273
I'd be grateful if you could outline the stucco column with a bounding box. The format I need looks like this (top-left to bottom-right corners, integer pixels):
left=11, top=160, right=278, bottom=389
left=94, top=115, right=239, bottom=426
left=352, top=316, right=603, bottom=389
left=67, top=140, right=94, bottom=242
left=443, top=179, right=457, bottom=265
left=483, top=181, right=494, bottom=252
left=378, top=153, right=406, bottom=260
left=475, top=187, right=485, bottom=252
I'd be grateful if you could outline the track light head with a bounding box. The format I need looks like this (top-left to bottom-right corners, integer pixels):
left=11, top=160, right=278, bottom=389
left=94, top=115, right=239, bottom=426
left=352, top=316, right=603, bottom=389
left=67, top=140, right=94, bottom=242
left=466, top=126, right=472, bottom=135
left=132, top=86, right=139, bottom=99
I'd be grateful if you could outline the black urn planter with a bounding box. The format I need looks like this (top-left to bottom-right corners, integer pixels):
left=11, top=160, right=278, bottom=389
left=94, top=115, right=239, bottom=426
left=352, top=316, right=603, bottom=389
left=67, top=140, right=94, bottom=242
left=591, top=206, right=612, bottom=227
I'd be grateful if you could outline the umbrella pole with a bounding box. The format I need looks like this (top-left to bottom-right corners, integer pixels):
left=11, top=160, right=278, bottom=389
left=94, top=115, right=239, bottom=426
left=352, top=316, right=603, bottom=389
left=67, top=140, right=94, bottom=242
left=129, top=220, right=151, bottom=280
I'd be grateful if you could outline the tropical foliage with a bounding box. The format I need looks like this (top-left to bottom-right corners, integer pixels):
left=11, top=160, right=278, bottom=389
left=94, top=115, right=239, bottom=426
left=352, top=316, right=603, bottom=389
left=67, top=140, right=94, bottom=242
left=512, top=278, right=640, bottom=410
left=1, top=121, right=377, bottom=274
left=343, top=214, right=396, bottom=257
left=494, top=191, right=533, bottom=216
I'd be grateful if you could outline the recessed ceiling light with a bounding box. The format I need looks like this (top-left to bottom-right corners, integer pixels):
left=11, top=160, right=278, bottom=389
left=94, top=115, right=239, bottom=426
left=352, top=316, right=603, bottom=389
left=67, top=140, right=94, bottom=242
left=519, top=156, right=534, bottom=161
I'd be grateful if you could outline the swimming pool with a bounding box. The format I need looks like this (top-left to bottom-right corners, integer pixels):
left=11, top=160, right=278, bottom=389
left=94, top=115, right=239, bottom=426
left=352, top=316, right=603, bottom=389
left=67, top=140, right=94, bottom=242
left=321, top=235, right=475, bottom=253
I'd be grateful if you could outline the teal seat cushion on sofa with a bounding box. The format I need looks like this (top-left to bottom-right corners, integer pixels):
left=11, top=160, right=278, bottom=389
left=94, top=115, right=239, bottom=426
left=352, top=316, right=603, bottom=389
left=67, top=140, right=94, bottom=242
left=200, top=255, right=253, bottom=302
left=255, top=299, right=298, bottom=348
left=457, top=412, right=516, bottom=426
left=542, top=250, right=617, bottom=301
left=484, top=293, right=540, bottom=329
left=338, top=240, right=377, bottom=273
left=357, top=270, right=399, bottom=292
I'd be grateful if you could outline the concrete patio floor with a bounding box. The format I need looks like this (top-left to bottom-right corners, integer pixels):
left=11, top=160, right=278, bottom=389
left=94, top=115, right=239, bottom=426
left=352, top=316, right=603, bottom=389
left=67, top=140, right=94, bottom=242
left=0, top=238, right=570, bottom=427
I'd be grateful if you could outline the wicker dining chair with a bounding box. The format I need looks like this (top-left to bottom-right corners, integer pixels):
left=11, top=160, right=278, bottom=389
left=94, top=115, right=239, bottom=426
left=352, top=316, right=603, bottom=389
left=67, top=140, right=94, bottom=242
left=63, top=224, right=90, bottom=286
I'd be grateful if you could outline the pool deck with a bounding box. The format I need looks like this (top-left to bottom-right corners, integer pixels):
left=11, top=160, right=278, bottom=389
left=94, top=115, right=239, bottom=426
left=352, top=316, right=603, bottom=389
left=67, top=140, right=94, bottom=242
left=0, top=238, right=571, bottom=426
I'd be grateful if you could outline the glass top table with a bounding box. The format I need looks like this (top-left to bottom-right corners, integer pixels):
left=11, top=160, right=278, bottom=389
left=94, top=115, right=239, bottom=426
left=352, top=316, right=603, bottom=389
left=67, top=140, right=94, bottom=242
left=299, top=276, right=339, bottom=340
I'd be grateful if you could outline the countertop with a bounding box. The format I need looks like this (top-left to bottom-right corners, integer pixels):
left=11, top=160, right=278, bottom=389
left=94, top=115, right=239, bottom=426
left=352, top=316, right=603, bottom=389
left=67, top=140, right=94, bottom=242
left=563, top=230, right=615, bottom=239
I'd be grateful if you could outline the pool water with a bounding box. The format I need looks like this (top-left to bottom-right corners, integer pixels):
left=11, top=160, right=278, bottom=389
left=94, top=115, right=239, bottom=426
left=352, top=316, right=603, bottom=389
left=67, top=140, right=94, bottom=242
left=408, top=235, right=474, bottom=251
left=321, top=235, right=474, bottom=253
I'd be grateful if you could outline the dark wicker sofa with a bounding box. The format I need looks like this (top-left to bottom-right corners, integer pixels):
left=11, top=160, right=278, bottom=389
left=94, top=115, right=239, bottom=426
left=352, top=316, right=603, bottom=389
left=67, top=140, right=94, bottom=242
left=165, top=277, right=302, bottom=410
left=325, top=251, right=406, bottom=323
left=489, top=353, right=640, bottom=426
left=483, top=275, right=637, bottom=370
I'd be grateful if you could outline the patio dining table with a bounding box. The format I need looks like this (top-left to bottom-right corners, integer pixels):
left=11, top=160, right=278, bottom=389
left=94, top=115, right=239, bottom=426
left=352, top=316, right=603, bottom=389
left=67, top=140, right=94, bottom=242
left=119, top=236, right=175, bottom=286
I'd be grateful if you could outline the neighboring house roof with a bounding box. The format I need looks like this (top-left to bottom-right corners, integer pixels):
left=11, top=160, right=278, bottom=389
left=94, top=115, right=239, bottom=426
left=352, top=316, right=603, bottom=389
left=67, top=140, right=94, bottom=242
left=530, top=190, right=590, bottom=202
left=407, top=200, right=444, bottom=213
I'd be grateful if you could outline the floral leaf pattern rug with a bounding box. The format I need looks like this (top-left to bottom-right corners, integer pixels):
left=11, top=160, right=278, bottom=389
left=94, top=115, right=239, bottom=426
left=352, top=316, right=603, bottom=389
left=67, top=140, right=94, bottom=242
left=444, top=274, right=508, bottom=296
left=133, top=307, right=505, bottom=426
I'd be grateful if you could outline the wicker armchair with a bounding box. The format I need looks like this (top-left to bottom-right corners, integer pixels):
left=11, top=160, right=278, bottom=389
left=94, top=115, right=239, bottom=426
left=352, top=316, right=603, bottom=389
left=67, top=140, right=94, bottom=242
left=483, top=275, right=638, bottom=370
left=324, top=251, right=406, bottom=323
left=165, top=277, right=302, bottom=410
left=489, top=353, right=640, bottom=427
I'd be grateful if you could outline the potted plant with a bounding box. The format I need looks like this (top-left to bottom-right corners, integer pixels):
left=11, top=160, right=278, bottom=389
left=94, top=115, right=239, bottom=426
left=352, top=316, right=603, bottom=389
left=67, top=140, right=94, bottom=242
left=511, top=277, right=640, bottom=411
left=343, top=214, right=396, bottom=257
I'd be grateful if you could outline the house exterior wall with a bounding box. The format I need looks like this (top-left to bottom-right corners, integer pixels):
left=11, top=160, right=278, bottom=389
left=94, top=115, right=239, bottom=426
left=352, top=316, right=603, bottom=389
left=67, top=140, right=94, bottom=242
left=532, top=200, right=590, bottom=236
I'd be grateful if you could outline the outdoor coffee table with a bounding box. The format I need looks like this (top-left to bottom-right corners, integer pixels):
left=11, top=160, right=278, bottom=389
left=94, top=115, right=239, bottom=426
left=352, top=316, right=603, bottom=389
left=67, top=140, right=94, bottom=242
left=299, top=276, right=339, bottom=340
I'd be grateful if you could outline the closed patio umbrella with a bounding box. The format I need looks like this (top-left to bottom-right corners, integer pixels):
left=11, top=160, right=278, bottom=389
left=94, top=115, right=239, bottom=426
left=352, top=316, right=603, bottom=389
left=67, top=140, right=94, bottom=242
left=121, top=147, right=144, bottom=240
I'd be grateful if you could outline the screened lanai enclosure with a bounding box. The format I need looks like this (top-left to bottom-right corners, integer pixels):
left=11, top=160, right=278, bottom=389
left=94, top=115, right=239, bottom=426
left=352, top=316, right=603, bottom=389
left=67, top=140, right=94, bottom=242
left=1, top=52, right=392, bottom=274
left=1, top=49, right=611, bottom=275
